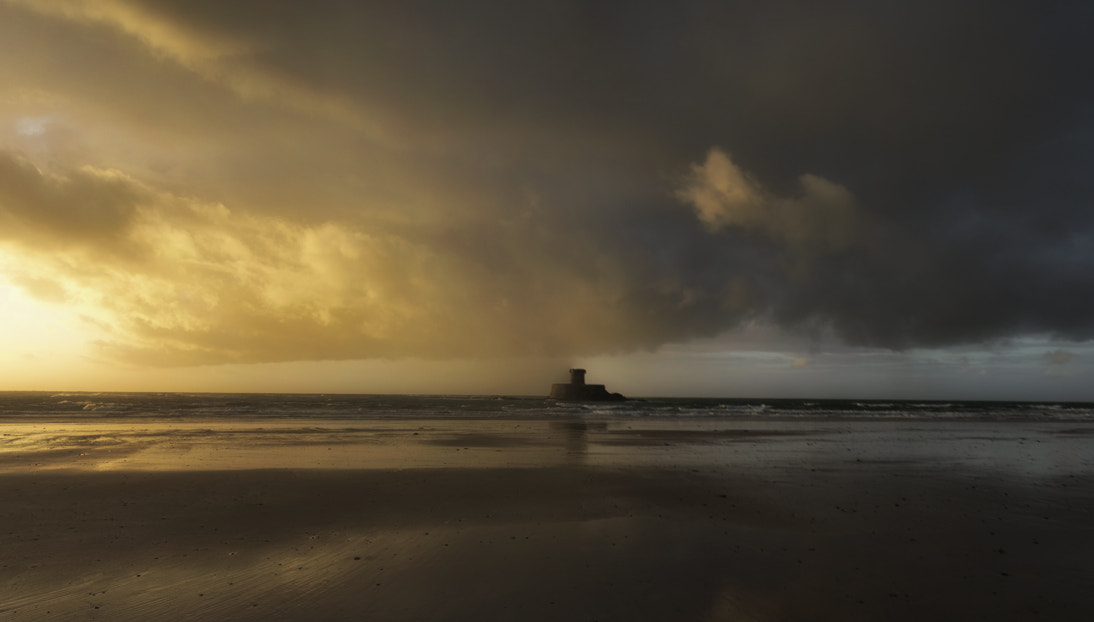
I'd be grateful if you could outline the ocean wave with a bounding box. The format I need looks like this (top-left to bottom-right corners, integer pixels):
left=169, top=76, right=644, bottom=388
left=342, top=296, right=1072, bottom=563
left=1, top=392, right=1093, bottom=422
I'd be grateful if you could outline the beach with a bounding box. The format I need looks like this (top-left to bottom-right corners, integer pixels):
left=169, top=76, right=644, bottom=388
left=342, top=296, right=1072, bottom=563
left=2, top=416, right=1093, bottom=620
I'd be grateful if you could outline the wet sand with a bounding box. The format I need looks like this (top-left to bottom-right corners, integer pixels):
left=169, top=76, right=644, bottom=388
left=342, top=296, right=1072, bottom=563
left=1, top=418, right=1092, bottom=620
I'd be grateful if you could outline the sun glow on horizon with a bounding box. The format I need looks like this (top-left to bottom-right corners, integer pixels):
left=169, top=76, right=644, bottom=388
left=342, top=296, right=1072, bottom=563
left=0, top=274, right=99, bottom=386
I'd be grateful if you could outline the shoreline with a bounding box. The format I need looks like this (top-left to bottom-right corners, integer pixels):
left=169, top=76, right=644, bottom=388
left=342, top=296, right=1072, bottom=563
left=2, top=417, right=1092, bottom=620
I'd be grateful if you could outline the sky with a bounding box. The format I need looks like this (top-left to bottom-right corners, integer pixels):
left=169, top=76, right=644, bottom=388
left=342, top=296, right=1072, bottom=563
left=1, top=0, right=1092, bottom=399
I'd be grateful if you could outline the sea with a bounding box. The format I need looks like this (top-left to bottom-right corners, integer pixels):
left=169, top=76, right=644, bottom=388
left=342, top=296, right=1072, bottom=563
left=2, top=391, right=1093, bottom=422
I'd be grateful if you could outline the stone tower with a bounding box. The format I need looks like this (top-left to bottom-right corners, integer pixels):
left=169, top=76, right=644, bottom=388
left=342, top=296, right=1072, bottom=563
left=548, top=368, right=625, bottom=401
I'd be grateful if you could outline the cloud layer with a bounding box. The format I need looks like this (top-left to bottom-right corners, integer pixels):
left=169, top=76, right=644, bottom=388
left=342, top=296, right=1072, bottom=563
left=1, top=0, right=1092, bottom=366
left=678, top=148, right=864, bottom=269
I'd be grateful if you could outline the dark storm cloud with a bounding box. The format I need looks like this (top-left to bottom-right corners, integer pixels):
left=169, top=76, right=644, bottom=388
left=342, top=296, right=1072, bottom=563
left=1045, top=349, right=1076, bottom=366
left=2, top=0, right=1092, bottom=364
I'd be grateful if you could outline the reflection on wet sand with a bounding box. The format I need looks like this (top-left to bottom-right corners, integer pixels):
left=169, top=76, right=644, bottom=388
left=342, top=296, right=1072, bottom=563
left=550, top=420, right=607, bottom=464
left=1, top=417, right=1092, bottom=620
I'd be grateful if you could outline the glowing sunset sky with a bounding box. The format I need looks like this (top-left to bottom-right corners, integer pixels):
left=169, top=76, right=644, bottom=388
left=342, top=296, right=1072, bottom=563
left=1, top=0, right=1092, bottom=398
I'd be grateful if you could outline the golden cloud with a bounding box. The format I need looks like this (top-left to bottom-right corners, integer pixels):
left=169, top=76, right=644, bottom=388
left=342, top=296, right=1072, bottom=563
left=1, top=0, right=393, bottom=143
left=677, top=147, right=864, bottom=267
left=0, top=148, right=663, bottom=365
